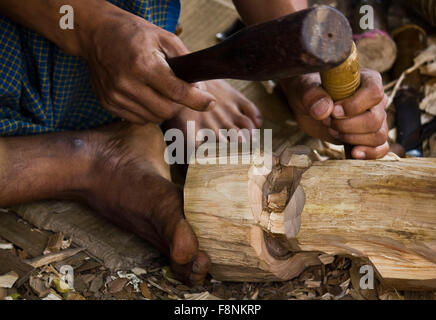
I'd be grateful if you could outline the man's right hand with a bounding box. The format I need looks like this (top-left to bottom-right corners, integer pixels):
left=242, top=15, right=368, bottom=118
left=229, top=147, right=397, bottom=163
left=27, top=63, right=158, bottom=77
left=82, top=6, right=216, bottom=124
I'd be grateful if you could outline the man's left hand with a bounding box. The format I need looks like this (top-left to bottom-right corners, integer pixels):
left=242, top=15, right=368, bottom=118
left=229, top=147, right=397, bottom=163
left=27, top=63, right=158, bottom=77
left=282, top=69, right=389, bottom=160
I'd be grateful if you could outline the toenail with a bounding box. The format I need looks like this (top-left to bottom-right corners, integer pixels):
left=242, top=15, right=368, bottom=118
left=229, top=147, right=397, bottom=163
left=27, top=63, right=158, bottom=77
left=192, top=260, right=202, bottom=273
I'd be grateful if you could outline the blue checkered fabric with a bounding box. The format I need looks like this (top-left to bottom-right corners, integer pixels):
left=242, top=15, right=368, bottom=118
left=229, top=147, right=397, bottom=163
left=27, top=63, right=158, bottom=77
left=0, top=0, right=181, bottom=136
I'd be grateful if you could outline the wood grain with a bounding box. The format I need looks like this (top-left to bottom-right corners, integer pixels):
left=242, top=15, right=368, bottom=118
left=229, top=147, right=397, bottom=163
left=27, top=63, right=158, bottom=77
left=184, top=146, right=436, bottom=289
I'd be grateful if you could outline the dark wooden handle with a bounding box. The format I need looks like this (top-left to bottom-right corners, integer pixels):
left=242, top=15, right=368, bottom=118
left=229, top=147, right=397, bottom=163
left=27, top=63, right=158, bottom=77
left=394, top=88, right=422, bottom=152
left=167, top=6, right=353, bottom=83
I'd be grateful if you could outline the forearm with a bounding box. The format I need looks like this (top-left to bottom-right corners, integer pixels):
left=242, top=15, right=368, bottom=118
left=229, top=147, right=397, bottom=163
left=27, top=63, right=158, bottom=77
left=0, top=0, right=121, bottom=57
left=233, top=0, right=308, bottom=25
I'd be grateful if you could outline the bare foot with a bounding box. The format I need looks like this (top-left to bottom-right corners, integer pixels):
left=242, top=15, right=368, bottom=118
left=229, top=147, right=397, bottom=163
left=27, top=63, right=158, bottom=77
left=163, top=80, right=263, bottom=144
left=82, top=122, right=210, bottom=285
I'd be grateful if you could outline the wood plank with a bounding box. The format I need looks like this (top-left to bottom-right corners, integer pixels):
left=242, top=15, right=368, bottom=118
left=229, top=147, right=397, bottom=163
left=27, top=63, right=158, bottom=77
left=0, top=211, right=49, bottom=257
left=13, top=201, right=159, bottom=271
left=0, top=250, right=34, bottom=288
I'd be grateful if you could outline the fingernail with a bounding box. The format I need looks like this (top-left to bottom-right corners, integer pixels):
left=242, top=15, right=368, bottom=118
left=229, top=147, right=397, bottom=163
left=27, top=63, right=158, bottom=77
left=328, top=128, right=340, bottom=139
left=311, top=98, right=330, bottom=118
left=207, top=100, right=216, bottom=111
left=322, top=117, right=331, bottom=127
left=354, top=150, right=366, bottom=159
left=255, top=115, right=263, bottom=128
left=333, top=105, right=345, bottom=118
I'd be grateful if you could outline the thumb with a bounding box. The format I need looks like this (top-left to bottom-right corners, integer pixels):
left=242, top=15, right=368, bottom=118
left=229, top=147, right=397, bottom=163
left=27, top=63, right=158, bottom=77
left=302, top=86, right=334, bottom=121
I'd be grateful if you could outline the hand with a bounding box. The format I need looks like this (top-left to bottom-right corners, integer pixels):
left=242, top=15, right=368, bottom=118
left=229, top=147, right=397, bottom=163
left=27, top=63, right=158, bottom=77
left=282, top=69, right=389, bottom=159
left=82, top=6, right=216, bottom=124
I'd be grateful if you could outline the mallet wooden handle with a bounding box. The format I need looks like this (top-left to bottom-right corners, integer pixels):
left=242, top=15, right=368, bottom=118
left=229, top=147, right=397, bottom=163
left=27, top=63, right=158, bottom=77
left=321, top=41, right=361, bottom=159
left=167, top=6, right=353, bottom=83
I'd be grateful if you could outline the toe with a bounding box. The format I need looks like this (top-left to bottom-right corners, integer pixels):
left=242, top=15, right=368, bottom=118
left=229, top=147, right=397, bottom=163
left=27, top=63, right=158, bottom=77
left=171, top=250, right=211, bottom=286
left=190, top=251, right=211, bottom=281
left=238, top=98, right=263, bottom=128
left=234, top=114, right=257, bottom=131
left=170, top=219, right=199, bottom=265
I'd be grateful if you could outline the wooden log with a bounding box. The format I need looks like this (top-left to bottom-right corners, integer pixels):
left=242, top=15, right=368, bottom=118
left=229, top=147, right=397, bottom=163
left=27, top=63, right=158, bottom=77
left=410, top=0, right=436, bottom=26
left=184, top=146, right=436, bottom=290
left=351, top=0, right=397, bottom=73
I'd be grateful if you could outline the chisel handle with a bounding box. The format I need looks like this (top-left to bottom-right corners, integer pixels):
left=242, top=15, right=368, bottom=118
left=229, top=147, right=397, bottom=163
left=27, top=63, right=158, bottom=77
left=321, top=41, right=361, bottom=159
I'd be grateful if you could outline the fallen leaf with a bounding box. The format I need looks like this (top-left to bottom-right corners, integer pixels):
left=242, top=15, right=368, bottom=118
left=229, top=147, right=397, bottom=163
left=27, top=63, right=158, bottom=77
left=51, top=277, right=70, bottom=294
left=107, top=278, right=128, bottom=294
left=184, top=292, right=221, bottom=300
left=131, top=267, right=147, bottom=276
left=140, top=282, right=153, bottom=299
left=66, top=292, right=86, bottom=300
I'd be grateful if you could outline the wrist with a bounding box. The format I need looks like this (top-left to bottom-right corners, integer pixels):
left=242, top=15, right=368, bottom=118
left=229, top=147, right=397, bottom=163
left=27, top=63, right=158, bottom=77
left=74, top=0, right=126, bottom=59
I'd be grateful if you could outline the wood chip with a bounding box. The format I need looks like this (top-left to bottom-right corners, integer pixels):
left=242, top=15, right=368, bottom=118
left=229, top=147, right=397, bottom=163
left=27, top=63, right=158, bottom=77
left=430, top=134, right=436, bottom=157
left=139, top=282, right=152, bottom=299
left=0, top=211, right=49, bottom=257
left=0, top=271, right=19, bottom=288
left=107, top=278, right=128, bottom=294
left=0, top=287, right=6, bottom=299
left=0, top=242, right=13, bottom=250
left=184, top=291, right=221, bottom=300
left=42, top=290, right=62, bottom=300
left=25, top=247, right=85, bottom=268
left=379, top=152, right=401, bottom=161
left=304, top=280, right=321, bottom=288
left=0, top=250, right=34, bottom=288
left=29, top=276, right=50, bottom=298
left=43, top=233, right=64, bottom=255
left=89, top=273, right=104, bottom=293
left=420, top=60, right=436, bottom=76
left=267, top=188, right=289, bottom=212
left=288, top=154, right=313, bottom=168
left=132, top=267, right=147, bottom=276
left=75, top=260, right=101, bottom=273
left=61, top=238, right=72, bottom=250
left=420, top=91, right=436, bottom=116
left=318, top=254, right=335, bottom=265
left=65, top=292, right=86, bottom=300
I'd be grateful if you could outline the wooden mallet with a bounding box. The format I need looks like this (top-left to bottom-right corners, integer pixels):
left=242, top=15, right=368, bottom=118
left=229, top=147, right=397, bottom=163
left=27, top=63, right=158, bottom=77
left=167, top=6, right=353, bottom=82
left=168, top=6, right=359, bottom=158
